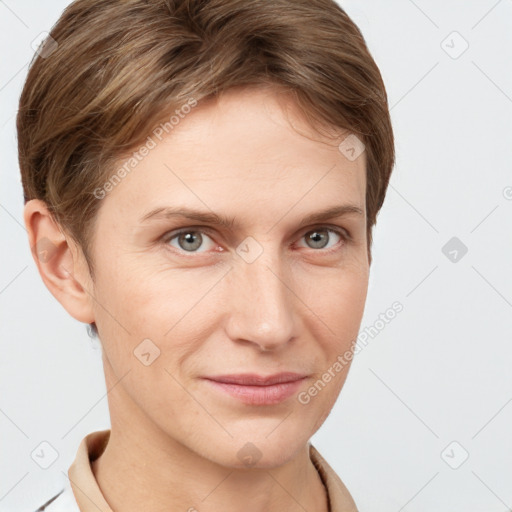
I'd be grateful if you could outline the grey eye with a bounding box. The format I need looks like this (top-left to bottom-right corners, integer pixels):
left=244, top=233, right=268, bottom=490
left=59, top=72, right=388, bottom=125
left=177, top=231, right=203, bottom=251
left=167, top=230, right=215, bottom=253
left=302, top=229, right=342, bottom=250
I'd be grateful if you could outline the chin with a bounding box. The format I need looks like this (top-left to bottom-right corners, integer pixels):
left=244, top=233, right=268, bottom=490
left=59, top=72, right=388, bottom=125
left=200, top=427, right=311, bottom=470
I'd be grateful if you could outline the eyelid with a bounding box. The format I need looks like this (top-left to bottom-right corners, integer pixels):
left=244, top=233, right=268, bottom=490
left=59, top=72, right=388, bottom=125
left=162, top=223, right=351, bottom=240
left=161, top=225, right=217, bottom=242
left=296, top=224, right=350, bottom=254
left=301, top=223, right=351, bottom=241
left=160, top=223, right=351, bottom=255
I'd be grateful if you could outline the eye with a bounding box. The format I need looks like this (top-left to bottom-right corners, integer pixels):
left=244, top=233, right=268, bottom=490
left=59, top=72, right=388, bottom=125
left=297, top=227, right=347, bottom=252
left=164, top=229, right=217, bottom=253
left=161, top=225, right=349, bottom=256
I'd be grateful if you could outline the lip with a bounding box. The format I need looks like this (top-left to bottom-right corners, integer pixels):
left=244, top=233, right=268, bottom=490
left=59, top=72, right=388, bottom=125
left=202, top=372, right=307, bottom=405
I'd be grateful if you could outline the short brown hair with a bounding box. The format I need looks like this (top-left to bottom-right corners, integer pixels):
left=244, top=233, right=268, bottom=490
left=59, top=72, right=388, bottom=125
left=18, top=0, right=394, bottom=277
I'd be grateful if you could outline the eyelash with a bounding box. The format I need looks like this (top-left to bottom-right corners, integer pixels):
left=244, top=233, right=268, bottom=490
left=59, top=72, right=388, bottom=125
left=160, top=225, right=351, bottom=256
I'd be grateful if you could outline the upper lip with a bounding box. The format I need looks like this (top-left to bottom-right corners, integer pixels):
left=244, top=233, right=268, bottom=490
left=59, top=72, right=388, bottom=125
left=204, top=372, right=307, bottom=386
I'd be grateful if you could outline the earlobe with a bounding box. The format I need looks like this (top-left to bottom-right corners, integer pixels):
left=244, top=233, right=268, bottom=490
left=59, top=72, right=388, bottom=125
left=23, top=199, right=96, bottom=325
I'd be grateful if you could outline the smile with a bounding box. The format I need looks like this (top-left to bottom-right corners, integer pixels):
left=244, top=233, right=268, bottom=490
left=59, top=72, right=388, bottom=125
left=202, top=373, right=308, bottom=405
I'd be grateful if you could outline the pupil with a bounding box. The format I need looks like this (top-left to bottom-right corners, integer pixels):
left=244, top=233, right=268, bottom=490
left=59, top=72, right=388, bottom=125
left=180, top=232, right=201, bottom=251
left=309, top=230, right=327, bottom=248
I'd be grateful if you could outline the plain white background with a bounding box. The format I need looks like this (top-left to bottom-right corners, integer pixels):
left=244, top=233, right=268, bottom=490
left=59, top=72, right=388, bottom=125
left=1, top=1, right=512, bottom=511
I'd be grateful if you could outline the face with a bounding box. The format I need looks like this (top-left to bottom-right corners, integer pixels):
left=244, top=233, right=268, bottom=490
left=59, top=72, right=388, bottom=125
left=87, top=86, right=369, bottom=468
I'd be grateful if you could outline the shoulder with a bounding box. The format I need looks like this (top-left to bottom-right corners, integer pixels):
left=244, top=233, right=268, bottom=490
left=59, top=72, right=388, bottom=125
left=31, top=429, right=110, bottom=512
left=309, top=444, right=359, bottom=512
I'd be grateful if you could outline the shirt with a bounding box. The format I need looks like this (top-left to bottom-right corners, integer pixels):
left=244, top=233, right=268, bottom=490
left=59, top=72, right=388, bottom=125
left=35, top=429, right=358, bottom=512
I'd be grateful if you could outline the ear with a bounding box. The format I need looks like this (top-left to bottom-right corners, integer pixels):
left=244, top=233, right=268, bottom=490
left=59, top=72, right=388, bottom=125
left=23, top=199, right=95, bottom=325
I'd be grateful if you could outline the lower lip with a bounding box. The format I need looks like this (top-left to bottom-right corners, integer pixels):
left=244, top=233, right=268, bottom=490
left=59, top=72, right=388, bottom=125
left=204, top=378, right=306, bottom=405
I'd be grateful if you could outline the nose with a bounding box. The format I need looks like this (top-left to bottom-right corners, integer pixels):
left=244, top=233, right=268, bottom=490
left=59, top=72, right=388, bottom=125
left=224, top=250, right=299, bottom=352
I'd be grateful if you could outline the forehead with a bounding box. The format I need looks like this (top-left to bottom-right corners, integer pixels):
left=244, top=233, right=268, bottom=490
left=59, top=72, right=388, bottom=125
left=99, top=86, right=366, bottom=226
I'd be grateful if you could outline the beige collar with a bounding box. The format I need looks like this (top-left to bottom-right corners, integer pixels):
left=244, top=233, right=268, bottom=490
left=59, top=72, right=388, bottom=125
left=68, top=429, right=358, bottom=512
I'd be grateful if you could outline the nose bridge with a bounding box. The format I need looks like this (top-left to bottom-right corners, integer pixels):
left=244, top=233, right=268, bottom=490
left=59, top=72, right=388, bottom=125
left=225, top=241, right=298, bottom=350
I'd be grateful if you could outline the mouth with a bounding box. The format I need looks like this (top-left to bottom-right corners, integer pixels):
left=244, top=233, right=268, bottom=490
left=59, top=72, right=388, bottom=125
left=202, top=372, right=308, bottom=405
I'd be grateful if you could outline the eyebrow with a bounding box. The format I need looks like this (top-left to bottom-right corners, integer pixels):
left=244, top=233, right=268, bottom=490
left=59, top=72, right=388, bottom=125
left=139, top=204, right=364, bottom=229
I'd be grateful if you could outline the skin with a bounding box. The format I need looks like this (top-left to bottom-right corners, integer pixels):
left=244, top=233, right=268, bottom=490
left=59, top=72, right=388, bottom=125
left=24, top=85, right=369, bottom=512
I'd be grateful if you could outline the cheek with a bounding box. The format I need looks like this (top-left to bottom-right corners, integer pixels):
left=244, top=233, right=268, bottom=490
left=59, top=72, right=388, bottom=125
left=93, top=248, right=368, bottom=368
left=308, top=268, right=368, bottom=407
left=92, top=259, right=222, bottom=368
left=299, top=263, right=369, bottom=342
left=93, top=254, right=189, bottom=327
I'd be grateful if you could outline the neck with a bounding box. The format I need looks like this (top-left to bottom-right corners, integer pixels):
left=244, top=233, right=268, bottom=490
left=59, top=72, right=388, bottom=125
left=91, top=420, right=329, bottom=512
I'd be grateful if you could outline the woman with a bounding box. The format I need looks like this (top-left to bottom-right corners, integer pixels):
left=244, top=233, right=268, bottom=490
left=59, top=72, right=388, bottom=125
left=19, top=0, right=395, bottom=510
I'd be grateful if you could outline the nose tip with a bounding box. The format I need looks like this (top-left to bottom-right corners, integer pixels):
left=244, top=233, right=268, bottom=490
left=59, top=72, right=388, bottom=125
left=224, top=261, right=298, bottom=352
